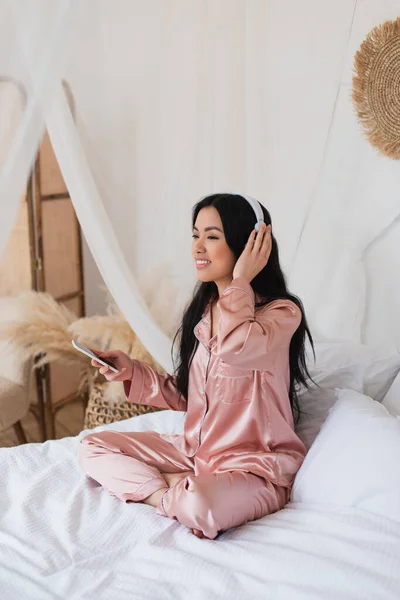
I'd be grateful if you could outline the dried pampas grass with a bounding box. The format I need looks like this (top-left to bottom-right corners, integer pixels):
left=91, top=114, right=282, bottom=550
left=352, top=17, right=400, bottom=159
left=0, top=291, right=80, bottom=369
left=0, top=290, right=163, bottom=404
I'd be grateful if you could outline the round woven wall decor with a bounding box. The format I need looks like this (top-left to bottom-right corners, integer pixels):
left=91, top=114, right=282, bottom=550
left=352, top=16, right=400, bottom=159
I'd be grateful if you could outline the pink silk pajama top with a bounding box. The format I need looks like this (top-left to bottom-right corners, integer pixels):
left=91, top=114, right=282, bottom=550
left=124, top=276, right=307, bottom=488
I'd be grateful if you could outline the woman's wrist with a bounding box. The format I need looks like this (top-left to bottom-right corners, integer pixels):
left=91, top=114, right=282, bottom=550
left=231, top=271, right=251, bottom=283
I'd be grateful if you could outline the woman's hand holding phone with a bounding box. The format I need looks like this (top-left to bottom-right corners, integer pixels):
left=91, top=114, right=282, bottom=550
left=90, top=349, right=133, bottom=382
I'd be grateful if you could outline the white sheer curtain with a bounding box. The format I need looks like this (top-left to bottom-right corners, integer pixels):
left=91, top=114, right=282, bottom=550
left=1, top=0, right=400, bottom=373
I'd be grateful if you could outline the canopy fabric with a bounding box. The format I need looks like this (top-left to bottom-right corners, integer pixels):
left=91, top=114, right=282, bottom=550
left=1, top=0, right=399, bottom=373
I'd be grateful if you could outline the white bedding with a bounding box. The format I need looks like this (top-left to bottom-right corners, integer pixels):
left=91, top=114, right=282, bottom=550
left=1, top=409, right=400, bottom=600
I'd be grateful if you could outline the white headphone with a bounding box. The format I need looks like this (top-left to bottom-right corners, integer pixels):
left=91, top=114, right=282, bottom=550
left=225, top=192, right=265, bottom=232
left=199, top=192, right=265, bottom=232
left=240, top=194, right=265, bottom=233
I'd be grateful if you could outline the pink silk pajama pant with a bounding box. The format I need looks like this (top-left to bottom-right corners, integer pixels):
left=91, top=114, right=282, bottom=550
left=78, top=430, right=288, bottom=540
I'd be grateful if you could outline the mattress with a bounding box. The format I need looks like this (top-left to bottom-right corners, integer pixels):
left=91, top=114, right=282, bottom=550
left=1, top=409, right=400, bottom=600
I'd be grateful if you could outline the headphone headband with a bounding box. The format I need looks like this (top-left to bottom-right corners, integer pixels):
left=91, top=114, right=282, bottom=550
left=240, top=194, right=265, bottom=232
left=199, top=192, right=265, bottom=232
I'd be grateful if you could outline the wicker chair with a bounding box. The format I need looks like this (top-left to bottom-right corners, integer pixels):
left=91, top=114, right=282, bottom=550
left=0, top=298, right=34, bottom=444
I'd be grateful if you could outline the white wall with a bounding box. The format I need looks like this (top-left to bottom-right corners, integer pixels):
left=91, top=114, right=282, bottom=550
left=80, top=0, right=355, bottom=314
left=78, top=0, right=400, bottom=345
left=288, top=0, right=400, bottom=343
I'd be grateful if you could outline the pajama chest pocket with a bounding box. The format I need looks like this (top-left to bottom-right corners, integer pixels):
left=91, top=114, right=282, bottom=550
left=215, top=362, right=253, bottom=404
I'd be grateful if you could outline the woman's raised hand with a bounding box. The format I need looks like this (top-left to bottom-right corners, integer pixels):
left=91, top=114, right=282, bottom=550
left=232, top=223, right=272, bottom=283
left=90, top=349, right=133, bottom=382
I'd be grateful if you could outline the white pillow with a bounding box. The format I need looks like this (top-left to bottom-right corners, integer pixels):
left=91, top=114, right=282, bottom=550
left=292, top=389, right=400, bottom=524
left=382, top=371, right=400, bottom=417
left=309, top=340, right=400, bottom=401
left=295, top=341, right=400, bottom=449
left=296, top=364, right=364, bottom=450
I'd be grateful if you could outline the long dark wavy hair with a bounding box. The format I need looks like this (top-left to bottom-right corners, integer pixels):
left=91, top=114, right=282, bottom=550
left=171, top=193, right=314, bottom=422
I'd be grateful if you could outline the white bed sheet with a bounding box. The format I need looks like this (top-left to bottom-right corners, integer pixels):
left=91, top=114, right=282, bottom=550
left=1, top=410, right=400, bottom=600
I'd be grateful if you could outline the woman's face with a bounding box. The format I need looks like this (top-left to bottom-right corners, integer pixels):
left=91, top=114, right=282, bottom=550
left=192, top=206, right=236, bottom=287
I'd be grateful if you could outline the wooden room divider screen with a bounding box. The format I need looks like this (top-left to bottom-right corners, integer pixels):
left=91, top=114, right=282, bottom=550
left=0, top=81, right=86, bottom=441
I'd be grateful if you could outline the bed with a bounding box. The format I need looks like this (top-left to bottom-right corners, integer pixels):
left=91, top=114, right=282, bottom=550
left=2, top=341, right=400, bottom=599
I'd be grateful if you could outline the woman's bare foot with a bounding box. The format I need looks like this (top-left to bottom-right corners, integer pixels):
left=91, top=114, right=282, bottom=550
left=145, top=472, right=206, bottom=538
left=142, top=471, right=192, bottom=507
left=142, top=487, right=168, bottom=508
left=192, top=528, right=204, bottom=538
left=163, top=471, right=193, bottom=488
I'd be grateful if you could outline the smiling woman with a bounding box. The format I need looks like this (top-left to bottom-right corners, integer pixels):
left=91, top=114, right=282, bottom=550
left=79, top=192, right=314, bottom=540
left=175, top=192, right=312, bottom=418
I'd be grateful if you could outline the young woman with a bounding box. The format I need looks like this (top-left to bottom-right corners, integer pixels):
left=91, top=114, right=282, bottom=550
left=79, top=193, right=314, bottom=540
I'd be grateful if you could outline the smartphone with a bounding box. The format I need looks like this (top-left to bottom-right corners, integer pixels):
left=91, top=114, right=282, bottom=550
left=71, top=340, right=119, bottom=373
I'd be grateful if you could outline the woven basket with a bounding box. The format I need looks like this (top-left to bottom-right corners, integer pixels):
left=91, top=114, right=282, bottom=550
left=83, top=377, right=162, bottom=430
